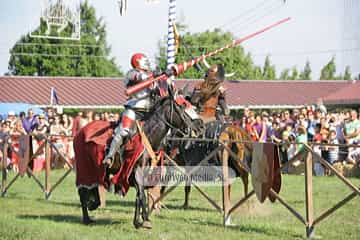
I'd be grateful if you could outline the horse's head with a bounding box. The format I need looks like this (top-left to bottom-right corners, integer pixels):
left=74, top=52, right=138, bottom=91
left=151, top=87, right=203, bottom=138
left=168, top=87, right=204, bottom=137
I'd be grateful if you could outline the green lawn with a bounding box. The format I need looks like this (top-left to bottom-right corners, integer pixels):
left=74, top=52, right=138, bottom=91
left=0, top=170, right=359, bottom=240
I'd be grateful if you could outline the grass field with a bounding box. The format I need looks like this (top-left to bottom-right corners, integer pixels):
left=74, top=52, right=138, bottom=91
left=0, top=170, right=359, bottom=240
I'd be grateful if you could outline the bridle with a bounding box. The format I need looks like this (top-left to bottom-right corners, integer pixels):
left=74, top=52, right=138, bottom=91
left=155, top=96, right=200, bottom=138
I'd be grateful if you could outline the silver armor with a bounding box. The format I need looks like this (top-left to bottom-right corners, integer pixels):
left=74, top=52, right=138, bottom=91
left=103, top=68, right=156, bottom=165
left=124, top=69, right=155, bottom=111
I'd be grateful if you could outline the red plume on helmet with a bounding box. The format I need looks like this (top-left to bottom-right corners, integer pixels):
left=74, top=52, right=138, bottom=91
left=130, top=53, right=151, bottom=71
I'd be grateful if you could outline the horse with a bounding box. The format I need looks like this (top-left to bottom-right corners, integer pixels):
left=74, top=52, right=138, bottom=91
left=74, top=93, right=200, bottom=229
left=163, top=122, right=253, bottom=209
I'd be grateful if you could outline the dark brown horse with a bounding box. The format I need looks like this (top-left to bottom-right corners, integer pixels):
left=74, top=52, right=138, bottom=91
left=74, top=95, right=201, bottom=229
left=160, top=122, right=253, bottom=209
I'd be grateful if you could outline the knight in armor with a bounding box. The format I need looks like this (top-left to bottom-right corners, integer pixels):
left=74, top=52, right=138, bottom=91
left=190, top=64, right=230, bottom=123
left=103, top=53, right=171, bottom=165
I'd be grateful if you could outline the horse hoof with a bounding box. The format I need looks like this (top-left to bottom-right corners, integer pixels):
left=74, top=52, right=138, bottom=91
left=141, top=221, right=152, bottom=229
left=134, top=222, right=142, bottom=229
left=83, top=218, right=95, bottom=225
left=182, top=204, right=189, bottom=209
left=153, top=209, right=161, bottom=215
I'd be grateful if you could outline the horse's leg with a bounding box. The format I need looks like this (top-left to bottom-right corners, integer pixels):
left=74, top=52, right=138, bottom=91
left=139, top=185, right=152, bottom=229
left=133, top=183, right=142, bottom=229
left=160, top=186, right=166, bottom=195
left=228, top=184, right=231, bottom=202
left=183, top=185, right=191, bottom=209
left=241, top=171, right=249, bottom=197
left=78, top=188, right=94, bottom=225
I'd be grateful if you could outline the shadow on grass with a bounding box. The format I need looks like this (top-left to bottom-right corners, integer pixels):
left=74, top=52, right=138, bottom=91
left=155, top=214, right=303, bottom=239
left=17, top=214, right=123, bottom=225
left=159, top=203, right=214, bottom=212
left=33, top=199, right=134, bottom=214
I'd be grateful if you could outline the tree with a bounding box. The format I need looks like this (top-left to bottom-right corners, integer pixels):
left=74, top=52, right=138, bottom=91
left=320, top=57, right=336, bottom=80
left=289, top=66, right=298, bottom=80
left=262, top=56, right=276, bottom=80
left=299, top=61, right=311, bottom=80
left=252, top=66, right=263, bottom=80
left=156, top=27, right=259, bottom=80
left=280, top=68, right=290, bottom=80
left=8, top=1, right=122, bottom=77
left=344, top=66, right=352, bottom=80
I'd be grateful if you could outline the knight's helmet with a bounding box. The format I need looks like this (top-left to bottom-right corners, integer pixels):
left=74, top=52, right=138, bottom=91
left=205, top=64, right=225, bottom=82
left=130, top=53, right=151, bottom=71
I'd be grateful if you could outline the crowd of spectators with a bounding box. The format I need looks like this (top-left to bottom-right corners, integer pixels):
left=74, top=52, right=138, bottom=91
left=1, top=106, right=359, bottom=175
left=232, top=106, right=360, bottom=172
left=0, top=108, right=120, bottom=173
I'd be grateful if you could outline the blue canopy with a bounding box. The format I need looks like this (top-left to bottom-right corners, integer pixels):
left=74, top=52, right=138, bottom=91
left=0, top=102, right=43, bottom=119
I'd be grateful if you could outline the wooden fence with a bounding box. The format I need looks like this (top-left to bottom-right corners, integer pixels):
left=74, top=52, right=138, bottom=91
left=1, top=134, right=73, bottom=199
left=149, top=138, right=360, bottom=238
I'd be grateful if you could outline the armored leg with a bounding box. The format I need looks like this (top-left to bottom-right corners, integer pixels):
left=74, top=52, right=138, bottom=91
left=103, top=126, right=123, bottom=166
left=103, top=109, right=136, bottom=166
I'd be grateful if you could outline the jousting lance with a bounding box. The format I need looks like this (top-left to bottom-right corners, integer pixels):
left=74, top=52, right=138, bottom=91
left=126, top=17, right=291, bottom=96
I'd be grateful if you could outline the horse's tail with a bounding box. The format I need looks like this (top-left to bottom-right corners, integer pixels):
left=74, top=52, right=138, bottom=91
left=222, top=126, right=248, bottom=175
left=223, top=125, right=250, bottom=196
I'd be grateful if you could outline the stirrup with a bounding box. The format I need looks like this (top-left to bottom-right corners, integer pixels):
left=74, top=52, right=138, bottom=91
left=103, top=156, right=114, bottom=168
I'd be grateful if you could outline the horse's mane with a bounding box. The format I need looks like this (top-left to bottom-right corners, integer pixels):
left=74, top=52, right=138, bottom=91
left=149, top=96, right=172, bottom=113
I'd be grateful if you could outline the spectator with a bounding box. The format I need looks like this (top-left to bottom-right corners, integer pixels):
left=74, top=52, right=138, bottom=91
left=282, top=110, right=294, bottom=127
left=50, top=115, right=65, bottom=136
left=253, top=114, right=267, bottom=142
left=269, top=121, right=282, bottom=143
left=287, top=133, right=296, bottom=162
left=94, top=113, right=101, bottom=121
left=19, top=111, right=26, bottom=121
left=61, top=114, right=73, bottom=136
left=108, top=113, right=115, bottom=122
left=295, top=126, right=307, bottom=155
left=279, top=130, right=290, bottom=168
left=245, top=112, right=256, bottom=141
left=320, top=129, right=330, bottom=164
left=6, top=111, right=17, bottom=129
left=0, top=122, right=9, bottom=168
left=344, top=110, right=360, bottom=163
left=46, top=107, right=55, bottom=119
left=9, top=119, right=26, bottom=172
left=328, top=130, right=339, bottom=164
left=114, top=113, right=121, bottom=123
left=307, top=110, right=317, bottom=141
left=313, top=134, right=325, bottom=176
left=78, top=110, right=93, bottom=129
left=85, top=110, right=94, bottom=124
left=243, top=107, right=251, bottom=118
left=33, top=114, right=49, bottom=138
left=22, top=108, right=38, bottom=134
left=241, top=116, right=247, bottom=129
left=343, top=110, right=360, bottom=144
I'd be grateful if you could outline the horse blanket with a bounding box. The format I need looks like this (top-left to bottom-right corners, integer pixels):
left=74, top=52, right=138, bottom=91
left=74, top=120, right=145, bottom=195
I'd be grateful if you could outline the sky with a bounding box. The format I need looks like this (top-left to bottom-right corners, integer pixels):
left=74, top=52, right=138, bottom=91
left=0, top=0, right=359, bottom=80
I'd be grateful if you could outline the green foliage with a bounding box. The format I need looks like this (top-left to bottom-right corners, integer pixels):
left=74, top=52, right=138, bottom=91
left=344, top=65, right=352, bottom=80
left=279, top=68, right=290, bottom=80
left=262, top=56, right=276, bottom=80
left=156, top=27, right=260, bottom=80
left=289, top=66, right=298, bottom=80
left=320, top=57, right=336, bottom=80
left=299, top=61, right=311, bottom=80
left=8, top=1, right=122, bottom=77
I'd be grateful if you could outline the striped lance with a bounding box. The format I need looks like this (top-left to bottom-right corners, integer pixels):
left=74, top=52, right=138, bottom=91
left=126, top=17, right=291, bottom=96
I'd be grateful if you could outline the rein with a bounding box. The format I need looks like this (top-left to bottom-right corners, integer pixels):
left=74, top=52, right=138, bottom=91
left=154, top=97, right=199, bottom=138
